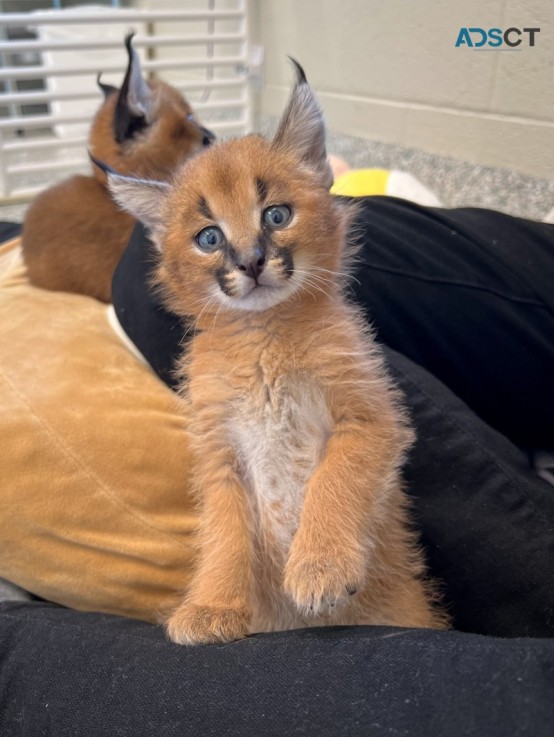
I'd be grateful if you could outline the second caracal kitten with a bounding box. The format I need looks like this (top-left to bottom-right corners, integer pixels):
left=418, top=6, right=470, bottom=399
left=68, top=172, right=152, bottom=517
left=101, top=61, right=449, bottom=644
left=22, top=33, right=214, bottom=303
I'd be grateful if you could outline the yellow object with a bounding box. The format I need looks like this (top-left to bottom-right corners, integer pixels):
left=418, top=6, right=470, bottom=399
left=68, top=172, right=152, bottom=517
left=0, top=238, right=198, bottom=623
left=331, top=168, right=390, bottom=197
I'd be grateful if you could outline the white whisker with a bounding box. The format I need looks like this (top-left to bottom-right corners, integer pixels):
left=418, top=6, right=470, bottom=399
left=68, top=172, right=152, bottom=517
left=190, top=295, right=218, bottom=333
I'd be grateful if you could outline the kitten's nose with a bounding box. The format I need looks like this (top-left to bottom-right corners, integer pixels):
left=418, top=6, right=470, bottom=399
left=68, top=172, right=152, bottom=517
left=238, top=257, right=266, bottom=281
left=201, top=126, right=216, bottom=147
left=233, top=246, right=266, bottom=281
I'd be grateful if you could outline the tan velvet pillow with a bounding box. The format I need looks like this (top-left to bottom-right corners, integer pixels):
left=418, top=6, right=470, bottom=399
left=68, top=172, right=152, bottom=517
left=0, top=238, right=197, bottom=622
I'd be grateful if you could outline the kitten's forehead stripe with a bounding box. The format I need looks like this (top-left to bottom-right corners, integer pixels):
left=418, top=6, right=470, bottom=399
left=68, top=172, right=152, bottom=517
left=199, top=197, right=214, bottom=220
left=256, top=178, right=268, bottom=202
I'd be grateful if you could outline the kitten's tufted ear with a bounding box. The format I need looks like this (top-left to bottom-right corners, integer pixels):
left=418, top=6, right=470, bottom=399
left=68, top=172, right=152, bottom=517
left=114, top=32, right=153, bottom=144
left=96, top=72, right=118, bottom=99
left=89, top=153, right=169, bottom=234
left=272, top=58, right=333, bottom=190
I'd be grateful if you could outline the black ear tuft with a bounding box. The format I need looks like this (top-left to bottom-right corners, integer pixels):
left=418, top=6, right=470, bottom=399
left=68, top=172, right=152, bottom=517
left=97, top=72, right=118, bottom=99
left=124, top=30, right=135, bottom=57
left=114, top=31, right=150, bottom=144
left=287, top=57, right=307, bottom=86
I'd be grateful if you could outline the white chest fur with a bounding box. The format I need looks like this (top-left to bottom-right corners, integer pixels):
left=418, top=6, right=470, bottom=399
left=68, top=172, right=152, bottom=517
left=230, top=372, right=332, bottom=556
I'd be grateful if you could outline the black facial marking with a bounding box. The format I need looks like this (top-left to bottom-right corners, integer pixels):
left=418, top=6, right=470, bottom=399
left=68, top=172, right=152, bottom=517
left=255, top=226, right=294, bottom=279
left=199, top=197, right=214, bottom=221
left=215, top=266, right=235, bottom=296
left=277, top=247, right=294, bottom=278
left=256, top=178, right=268, bottom=203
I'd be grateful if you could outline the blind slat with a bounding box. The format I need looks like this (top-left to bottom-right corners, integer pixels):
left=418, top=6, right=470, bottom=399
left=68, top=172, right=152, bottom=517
left=0, top=33, right=246, bottom=53
left=0, top=9, right=245, bottom=26
left=0, top=56, right=247, bottom=81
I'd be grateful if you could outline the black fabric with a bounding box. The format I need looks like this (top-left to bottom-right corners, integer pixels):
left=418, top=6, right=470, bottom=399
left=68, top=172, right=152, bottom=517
left=349, top=198, right=554, bottom=449
left=384, top=346, right=554, bottom=638
left=1, top=601, right=554, bottom=737
left=0, top=221, right=22, bottom=243
left=112, top=223, right=186, bottom=388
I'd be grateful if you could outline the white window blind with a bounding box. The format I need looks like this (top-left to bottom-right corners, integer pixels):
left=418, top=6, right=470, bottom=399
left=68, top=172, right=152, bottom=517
left=0, top=1, right=254, bottom=204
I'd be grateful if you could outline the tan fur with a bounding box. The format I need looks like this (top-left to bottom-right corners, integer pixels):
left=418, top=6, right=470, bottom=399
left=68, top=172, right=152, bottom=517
left=149, top=133, right=450, bottom=644
left=105, top=67, right=450, bottom=643
left=22, top=77, right=205, bottom=303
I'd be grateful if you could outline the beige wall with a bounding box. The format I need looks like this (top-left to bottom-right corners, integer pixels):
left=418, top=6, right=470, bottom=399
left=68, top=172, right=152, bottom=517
left=251, top=0, right=554, bottom=178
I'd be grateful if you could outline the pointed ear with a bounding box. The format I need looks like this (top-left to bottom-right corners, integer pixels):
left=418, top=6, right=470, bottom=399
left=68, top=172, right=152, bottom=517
left=272, top=58, right=333, bottom=189
left=113, top=32, right=153, bottom=143
left=89, top=153, right=169, bottom=233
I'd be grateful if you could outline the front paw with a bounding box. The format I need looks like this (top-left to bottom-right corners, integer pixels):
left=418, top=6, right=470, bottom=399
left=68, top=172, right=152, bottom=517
left=283, top=547, right=366, bottom=618
left=165, top=603, right=249, bottom=645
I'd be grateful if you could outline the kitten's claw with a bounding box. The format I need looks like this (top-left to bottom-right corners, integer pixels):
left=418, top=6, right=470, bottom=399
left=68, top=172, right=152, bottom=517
left=165, top=603, right=249, bottom=645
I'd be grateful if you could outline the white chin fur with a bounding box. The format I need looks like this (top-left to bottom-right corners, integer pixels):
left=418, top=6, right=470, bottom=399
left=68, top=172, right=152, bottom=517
left=217, top=278, right=300, bottom=312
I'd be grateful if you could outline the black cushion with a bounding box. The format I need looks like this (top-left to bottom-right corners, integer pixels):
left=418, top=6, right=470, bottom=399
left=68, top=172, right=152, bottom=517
left=1, top=601, right=553, bottom=737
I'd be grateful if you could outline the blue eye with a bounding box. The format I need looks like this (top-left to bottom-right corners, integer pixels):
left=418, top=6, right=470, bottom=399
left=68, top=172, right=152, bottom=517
left=263, top=205, right=292, bottom=229
left=196, top=226, right=225, bottom=252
